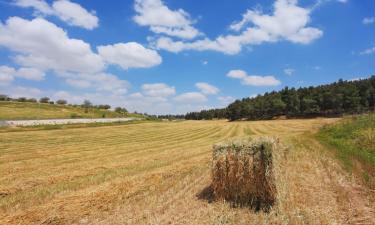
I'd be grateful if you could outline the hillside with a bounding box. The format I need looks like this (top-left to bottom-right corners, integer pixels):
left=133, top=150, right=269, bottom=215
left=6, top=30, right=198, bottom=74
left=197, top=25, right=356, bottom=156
left=185, top=76, right=375, bottom=120
left=1, top=119, right=374, bottom=224
left=0, top=101, right=125, bottom=120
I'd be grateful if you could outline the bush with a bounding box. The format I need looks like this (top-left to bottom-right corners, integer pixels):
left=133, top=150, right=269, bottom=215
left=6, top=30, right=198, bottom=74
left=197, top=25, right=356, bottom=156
left=56, top=99, right=67, bottom=105
left=0, top=94, right=10, bottom=101
left=39, top=97, right=50, bottom=103
left=98, top=104, right=111, bottom=110
left=17, top=97, right=27, bottom=102
left=70, top=113, right=82, bottom=118
left=27, top=98, right=37, bottom=103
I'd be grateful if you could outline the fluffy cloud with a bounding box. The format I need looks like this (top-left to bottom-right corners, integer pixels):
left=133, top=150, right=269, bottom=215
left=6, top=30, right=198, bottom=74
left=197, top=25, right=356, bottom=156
left=195, top=82, right=219, bottom=95
left=0, top=17, right=104, bottom=74
left=154, top=0, right=322, bottom=54
left=133, top=0, right=200, bottom=39
left=227, top=70, right=247, bottom=79
left=97, top=42, right=162, bottom=70
left=16, top=68, right=45, bottom=80
left=3, top=85, right=43, bottom=98
left=174, top=92, right=207, bottom=103
left=284, top=68, right=295, bottom=76
left=227, top=70, right=281, bottom=86
left=363, top=17, right=375, bottom=25
left=61, top=72, right=130, bottom=95
left=0, top=66, right=15, bottom=85
left=141, top=83, right=176, bottom=98
left=14, top=0, right=98, bottom=30
left=0, top=65, right=45, bottom=85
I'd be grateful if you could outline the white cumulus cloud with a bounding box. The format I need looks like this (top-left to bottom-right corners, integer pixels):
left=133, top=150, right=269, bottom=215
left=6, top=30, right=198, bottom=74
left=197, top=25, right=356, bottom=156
left=98, top=42, right=162, bottom=70
left=0, top=65, right=45, bottom=85
left=154, top=0, right=322, bottom=55
left=133, top=0, right=200, bottom=39
left=141, top=83, right=176, bottom=98
left=0, top=17, right=104, bottom=74
left=227, top=69, right=281, bottom=86
left=0, top=66, right=15, bottom=85
left=13, top=0, right=99, bottom=30
left=174, top=92, right=207, bottom=103
left=195, top=82, right=219, bottom=95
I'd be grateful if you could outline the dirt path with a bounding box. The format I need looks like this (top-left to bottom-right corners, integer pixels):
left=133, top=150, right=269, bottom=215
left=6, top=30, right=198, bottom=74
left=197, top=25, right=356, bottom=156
left=0, top=118, right=138, bottom=127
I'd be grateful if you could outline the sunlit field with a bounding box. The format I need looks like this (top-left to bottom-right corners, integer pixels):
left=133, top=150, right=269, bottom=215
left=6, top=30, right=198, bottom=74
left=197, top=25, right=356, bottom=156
left=1, top=118, right=374, bottom=224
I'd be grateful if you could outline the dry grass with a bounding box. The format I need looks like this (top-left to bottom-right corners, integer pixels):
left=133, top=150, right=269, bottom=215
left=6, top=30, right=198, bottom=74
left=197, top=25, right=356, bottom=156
left=212, top=137, right=279, bottom=210
left=1, top=118, right=374, bottom=224
left=0, top=101, right=127, bottom=120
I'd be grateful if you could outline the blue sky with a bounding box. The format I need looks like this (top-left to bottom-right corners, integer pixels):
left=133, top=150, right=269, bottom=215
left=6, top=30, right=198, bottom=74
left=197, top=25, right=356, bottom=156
left=0, top=0, right=374, bottom=114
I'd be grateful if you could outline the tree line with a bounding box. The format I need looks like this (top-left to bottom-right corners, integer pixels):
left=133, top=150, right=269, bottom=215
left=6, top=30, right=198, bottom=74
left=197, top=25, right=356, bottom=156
left=185, top=76, right=375, bottom=121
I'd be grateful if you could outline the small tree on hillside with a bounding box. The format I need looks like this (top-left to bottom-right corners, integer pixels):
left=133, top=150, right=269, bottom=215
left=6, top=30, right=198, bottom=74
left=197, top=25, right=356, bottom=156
left=27, top=98, right=37, bottom=103
left=98, top=104, right=111, bottom=110
left=82, top=99, right=92, bottom=113
left=39, top=97, right=50, bottom=103
left=0, top=94, right=9, bottom=101
left=115, top=107, right=128, bottom=116
left=56, top=99, right=67, bottom=105
left=17, top=97, right=27, bottom=102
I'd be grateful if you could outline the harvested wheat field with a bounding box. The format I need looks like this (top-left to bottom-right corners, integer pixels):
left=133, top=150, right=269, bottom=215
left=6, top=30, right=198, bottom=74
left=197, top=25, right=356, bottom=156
left=1, top=119, right=375, bottom=224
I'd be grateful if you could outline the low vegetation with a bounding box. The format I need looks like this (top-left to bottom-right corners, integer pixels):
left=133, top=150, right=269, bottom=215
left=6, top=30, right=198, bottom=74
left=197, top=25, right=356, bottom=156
left=0, top=101, right=121, bottom=120
left=318, top=114, right=375, bottom=186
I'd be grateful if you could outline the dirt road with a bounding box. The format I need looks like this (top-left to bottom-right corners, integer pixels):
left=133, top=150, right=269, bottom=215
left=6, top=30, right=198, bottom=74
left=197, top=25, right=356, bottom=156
left=0, top=118, right=138, bottom=127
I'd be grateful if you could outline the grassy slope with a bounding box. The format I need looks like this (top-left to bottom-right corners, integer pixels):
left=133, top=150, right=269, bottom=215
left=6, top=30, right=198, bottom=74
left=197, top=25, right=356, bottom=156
left=0, top=101, right=141, bottom=120
left=317, top=114, right=375, bottom=186
left=2, top=118, right=375, bottom=224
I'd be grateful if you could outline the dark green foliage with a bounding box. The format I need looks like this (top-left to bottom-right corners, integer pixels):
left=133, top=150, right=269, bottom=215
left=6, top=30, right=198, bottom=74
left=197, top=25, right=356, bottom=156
left=17, top=97, right=27, bottom=102
left=98, top=104, right=111, bottom=110
left=185, top=76, right=375, bottom=121
left=82, top=99, right=92, bottom=113
left=0, top=94, right=10, bottom=101
left=39, top=97, right=50, bottom=103
left=56, top=99, right=67, bottom=105
left=115, top=107, right=128, bottom=114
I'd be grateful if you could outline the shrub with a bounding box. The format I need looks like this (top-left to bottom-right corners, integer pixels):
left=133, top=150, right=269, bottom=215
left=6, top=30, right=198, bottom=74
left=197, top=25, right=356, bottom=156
left=56, top=99, right=67, bottom=105
left=27, top=98, right=37, bottom=103
left=17, top=97, right=27, bottom=102
left=39, top=97, right=50, bottom=103
left=98, top=104, right=111, bottom=110
left=70, top=113, right=81, bottom=118
left=0, top=94, right=10, bottom=101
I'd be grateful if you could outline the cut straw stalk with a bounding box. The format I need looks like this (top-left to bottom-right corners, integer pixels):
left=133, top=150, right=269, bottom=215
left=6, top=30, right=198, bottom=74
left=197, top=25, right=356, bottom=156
left=212, top=137, right=278, bottom=211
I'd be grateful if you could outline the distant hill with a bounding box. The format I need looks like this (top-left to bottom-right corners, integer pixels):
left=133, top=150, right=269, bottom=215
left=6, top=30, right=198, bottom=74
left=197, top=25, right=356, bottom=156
left=0, top=101, right=134, bottom=120
left=185, top=76, right=375, bottom=121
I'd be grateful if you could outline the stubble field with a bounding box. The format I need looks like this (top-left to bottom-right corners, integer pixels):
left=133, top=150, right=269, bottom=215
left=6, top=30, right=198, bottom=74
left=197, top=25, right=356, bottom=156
left=1, top=119, right=374, bottom=224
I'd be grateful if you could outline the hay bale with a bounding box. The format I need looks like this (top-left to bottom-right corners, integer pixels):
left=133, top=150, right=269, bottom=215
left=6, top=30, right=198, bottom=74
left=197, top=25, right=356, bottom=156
left=212, top=137, right=278, bottom=210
